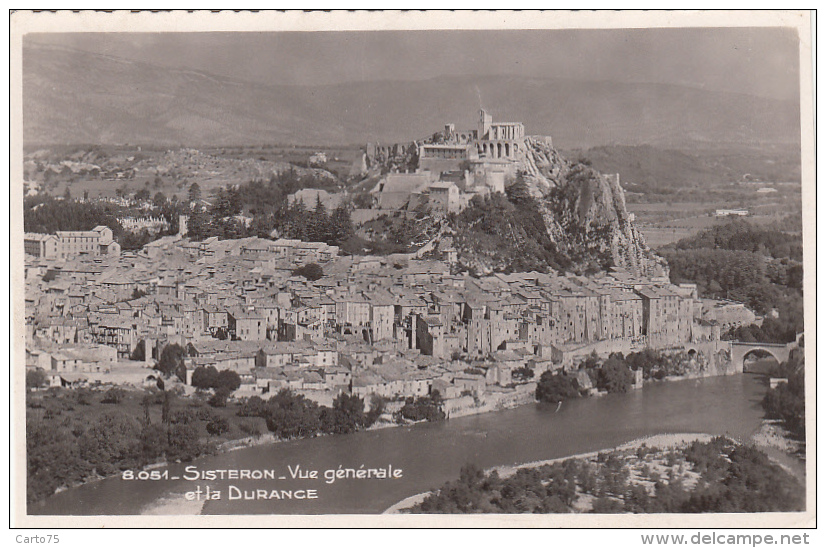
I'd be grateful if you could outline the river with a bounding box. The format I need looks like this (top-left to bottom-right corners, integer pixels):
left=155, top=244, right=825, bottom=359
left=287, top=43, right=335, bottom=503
left=30, top=373, right=768, bottom=515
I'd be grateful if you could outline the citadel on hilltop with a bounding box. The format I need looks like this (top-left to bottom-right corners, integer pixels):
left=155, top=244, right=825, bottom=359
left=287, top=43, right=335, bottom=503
left=419, top=108, right=530, bottom=165
left=367, top=110, right=547, bottom=213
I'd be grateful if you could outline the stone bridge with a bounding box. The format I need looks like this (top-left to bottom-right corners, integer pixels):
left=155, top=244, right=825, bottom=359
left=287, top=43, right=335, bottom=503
left=729, top=341, right=795, bottom=370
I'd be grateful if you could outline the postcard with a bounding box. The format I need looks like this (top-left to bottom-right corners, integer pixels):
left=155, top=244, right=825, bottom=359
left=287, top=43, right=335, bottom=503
left=9, top=9, right=815, bottom=529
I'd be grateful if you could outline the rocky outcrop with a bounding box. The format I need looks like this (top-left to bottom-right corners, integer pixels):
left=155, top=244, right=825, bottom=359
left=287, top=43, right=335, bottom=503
left=518, top=137, right=668, bottom=277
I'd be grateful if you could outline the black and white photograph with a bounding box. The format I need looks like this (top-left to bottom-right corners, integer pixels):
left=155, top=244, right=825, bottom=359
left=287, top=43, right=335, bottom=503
left=10, top=10, right=815, bottom=528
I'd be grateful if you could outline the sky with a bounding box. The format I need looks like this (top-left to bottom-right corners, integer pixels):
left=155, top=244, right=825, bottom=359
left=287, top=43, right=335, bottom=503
left=26, top=27, right=801, bottom=101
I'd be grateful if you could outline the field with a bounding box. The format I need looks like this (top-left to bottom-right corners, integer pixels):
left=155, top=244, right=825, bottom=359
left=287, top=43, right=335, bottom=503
left=24, top=144, right=365, bottom=202
left=628, top=187, right=801, bottom=248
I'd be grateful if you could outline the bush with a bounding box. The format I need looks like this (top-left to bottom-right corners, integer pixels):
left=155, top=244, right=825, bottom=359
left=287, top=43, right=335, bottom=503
left=397, top=395, right=445, bottom=423
left=238, top=420, right=262, bottom=438
left=206, top=416, right=230, bottom=436
left=237, top=396, right=268, bottom=417
left=74, top=388, right=93, bottom=406
left=101, top=387, right=126, bottom=404
left=208, top=387, right=232, bottom=408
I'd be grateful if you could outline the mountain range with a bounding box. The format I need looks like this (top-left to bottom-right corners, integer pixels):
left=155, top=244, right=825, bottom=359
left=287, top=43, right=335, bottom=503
left=22, top=42, right=801, bottom=149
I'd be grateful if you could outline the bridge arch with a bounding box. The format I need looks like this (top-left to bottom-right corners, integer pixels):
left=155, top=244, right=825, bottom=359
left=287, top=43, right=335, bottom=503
left=730, top=342, right=792, bottom=373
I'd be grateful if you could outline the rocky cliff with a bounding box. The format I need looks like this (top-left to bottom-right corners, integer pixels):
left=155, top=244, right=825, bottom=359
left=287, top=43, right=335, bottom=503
left=516, top=136, right=668, bottom=277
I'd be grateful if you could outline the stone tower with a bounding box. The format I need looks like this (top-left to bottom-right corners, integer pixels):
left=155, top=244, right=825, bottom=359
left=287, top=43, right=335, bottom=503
left=478, top=109, right=492, bottom=140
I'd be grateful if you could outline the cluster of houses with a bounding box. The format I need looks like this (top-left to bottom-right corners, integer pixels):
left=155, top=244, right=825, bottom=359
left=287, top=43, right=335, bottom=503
left=24, top=226, right=752, bottom=412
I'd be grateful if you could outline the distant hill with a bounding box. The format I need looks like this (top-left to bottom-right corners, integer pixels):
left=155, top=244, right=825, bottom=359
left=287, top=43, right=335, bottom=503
left=23, top=42, right=801, bottom=149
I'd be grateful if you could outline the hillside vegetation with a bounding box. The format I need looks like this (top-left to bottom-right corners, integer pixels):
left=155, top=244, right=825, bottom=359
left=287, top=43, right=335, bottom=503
left=660, top=219, right=803, bottom=343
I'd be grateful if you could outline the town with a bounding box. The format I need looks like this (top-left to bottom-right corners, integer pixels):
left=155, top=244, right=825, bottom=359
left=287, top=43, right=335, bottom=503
left=22, top=111, right=764, bottom=420
left=23, top=206, right=756, bottom=419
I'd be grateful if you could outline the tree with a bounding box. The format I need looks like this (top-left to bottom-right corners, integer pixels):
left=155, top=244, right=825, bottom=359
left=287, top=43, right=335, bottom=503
left=166, top=422, right=204, bottom=461
left=191, top=366, right=240, bottom=395
left=306, top=195, right=330, bottom=243
left=208, top=387, right=233, bottom=408
left=264, top=389, right=323, bottom=439
left=598, top=357, right=634, bottom=393
left=212, top=186, right=242, bottom=218
left=238, top=396, right=268, bottom=417
left=292, top=263, right=324, bottom=281
left=134, top=188, right=151, bottom=202
left=162, top=390, right=173, bottom=425
left=153, top=192, right=167, bottom=208
left=398, top=394, right=445, bottom=422
left=330, top=203, right=354, bottom=245
left=188, top=182, right=202, bottom=204
left=215, top=370, right=242, bottom=393
left=206, top=416, right=230, bottom=436
left=140, top=423, right=167, bottom=460
left=129, top=339, right=146, bottom=362
left=186, top=207, right=211, bottom=241
left=156, top=343, right=186, bottom=377
left=26, top=369, right=48, bottom=390
left=330, top=393, right=367, bottom=434
left=535, top=371, right=580, bottom=403
left=365, top=395, right=387, bottom=426
left=191, top=366, right=219, bottom=390
left=353, top=192, right=373, bottom=209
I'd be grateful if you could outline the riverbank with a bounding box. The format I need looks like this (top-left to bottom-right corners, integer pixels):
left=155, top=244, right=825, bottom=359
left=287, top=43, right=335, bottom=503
left=383, top=432, right=715, bottom=514
left=749, top=420, right=806, bottom=484
left=386, top=430, right=805, bottom=514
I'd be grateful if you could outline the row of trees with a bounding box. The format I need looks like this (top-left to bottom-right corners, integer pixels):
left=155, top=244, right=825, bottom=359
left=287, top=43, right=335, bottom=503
left=186, top=186, right=356, bottom=248
left=23, top=196, right=123, bottom=236
left=237, top=389, right=384, bottom=438
left=24, top=193, right=188, bottom=252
